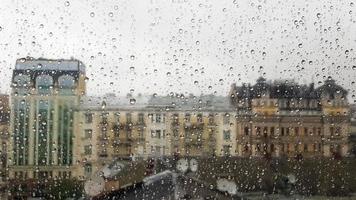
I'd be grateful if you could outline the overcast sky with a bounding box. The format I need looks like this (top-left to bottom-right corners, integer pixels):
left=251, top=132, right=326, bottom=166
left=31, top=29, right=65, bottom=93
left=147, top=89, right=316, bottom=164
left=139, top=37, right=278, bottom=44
left=0, top=0, right=355, bottom=102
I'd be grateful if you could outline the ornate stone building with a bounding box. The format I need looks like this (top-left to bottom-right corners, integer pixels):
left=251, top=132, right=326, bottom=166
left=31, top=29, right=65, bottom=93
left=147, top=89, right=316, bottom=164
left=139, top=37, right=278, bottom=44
left=230, top=77, right=350, bottom=158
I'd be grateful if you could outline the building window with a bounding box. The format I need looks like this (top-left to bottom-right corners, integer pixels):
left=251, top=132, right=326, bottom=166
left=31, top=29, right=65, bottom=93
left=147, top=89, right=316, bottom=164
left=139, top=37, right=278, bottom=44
left=208, top=114, right=214, bottom=124
left=295, top=127, right=299, bottom=136
left=197, top=114, right=203, bottom=123
left=244, top=127, right=249, bottom=136
left=84, top=113, right=93, bottom=123
left=335, top=127, right=341, bottom=136
left=84, top=164, right=92, bottom=177
left=263, top=127, right=268, bottom=137
left=270, top=127, right=275, bottom=136
left=256, top=127, right=261, bottom=136
left=304, top=127, right=309, bottom=136
left=281, top=127, right=285, bottom=136
left=223, top=130, right=231, bottom=141
left=114, top=112, right=120, bottom=123
left=223, top=145, right=231, bottom=156
left=58, top=75, right=75, bottom=95
left=330, top=127, right=334, bottom=136
left=84, top=129, right=92, bottom=139
left=138, top=113, right=144, bottom=123
left=223, top=113, right=230, bottom=125
left=139, top=128, right=144, bottom=138
left=84, top=145, right=92, bottom=155
left=184, top=113, right=191, bottom=122
left=126, top=113, right=132, bottom=124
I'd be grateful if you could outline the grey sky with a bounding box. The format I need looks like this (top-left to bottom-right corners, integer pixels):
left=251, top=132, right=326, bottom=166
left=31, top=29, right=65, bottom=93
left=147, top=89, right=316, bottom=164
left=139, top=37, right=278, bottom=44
left=0, top=0, right=355, bottom=102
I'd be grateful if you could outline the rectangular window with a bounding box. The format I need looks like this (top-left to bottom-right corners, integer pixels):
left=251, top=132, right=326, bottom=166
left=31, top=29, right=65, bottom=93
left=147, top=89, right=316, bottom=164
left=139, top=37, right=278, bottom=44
left=223, top=145, right=231, bottom=156
left=84, top=129, right=92, bottom=139
left=256, top=127, right=261, bottom=136
left=84, top=113, right=93, bottom=123
left=208, top=114, right=214, bottom=124
left=330, top=127, right=334, bottom=136
left=295, top=127, right=299, bottom=136
left=156, top=130, right=161, bottom=138
left=126, top=113, right=132, bottom=123
left=138, top=113, right=144, bottom=123
left=84, top=145, right=92, bottom=155
left=185, top=113, right=191, bottom=122
left=244, top=127, right=249, bottom=136
left=197, top=114, right=203, bottom=123
left=304, top=127, right=309, bottom=136
left=155, top=114, right=161, bottom=123
left=223, top=114, right=230, bottom=125
left=223, top=130, right=231, bottom=140
left=114, top=112, right=120, bottom=123
left=281, top=127, right=285, bottom=136
left=270, top=127, right=275, bottom=136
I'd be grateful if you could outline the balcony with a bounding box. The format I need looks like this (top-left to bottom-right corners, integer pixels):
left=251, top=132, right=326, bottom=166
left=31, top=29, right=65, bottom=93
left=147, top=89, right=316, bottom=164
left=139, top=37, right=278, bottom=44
left=112, top=137, right=133, bottom=146
left=133, top=121, right=146, bottom=127
left=183, top=122, right=204, bottom=129
left=171, top=121, right=180, bottom=128
left=207, top=122, right=216, bottom=128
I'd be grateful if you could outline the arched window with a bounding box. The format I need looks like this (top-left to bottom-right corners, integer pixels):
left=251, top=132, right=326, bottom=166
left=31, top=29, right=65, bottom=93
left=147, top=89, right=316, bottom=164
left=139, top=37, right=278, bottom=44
left=36, top=75, right=53, bottom=95
left=13, top=74, right=31, bottom=95
left=58, top=75, right=75, bottom=95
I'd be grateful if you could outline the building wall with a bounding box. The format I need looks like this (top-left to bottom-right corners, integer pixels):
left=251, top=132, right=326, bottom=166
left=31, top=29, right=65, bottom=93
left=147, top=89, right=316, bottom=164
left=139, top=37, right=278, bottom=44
left=8, top=59, right=85, bottom=180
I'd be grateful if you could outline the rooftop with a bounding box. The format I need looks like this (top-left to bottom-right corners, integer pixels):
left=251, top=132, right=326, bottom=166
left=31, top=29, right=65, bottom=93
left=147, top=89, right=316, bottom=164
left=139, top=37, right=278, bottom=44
left=15, top=57, right=85, bottom=73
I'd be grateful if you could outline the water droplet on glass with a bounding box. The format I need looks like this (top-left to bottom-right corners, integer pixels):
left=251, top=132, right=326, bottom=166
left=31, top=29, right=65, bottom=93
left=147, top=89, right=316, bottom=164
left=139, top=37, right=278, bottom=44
left=130, top=98, right=136, bottom=105
left=64, top=1, right=70, bottom=6
left=130, top=55, right=135, bottom=60
left=90, top=12, right=95, bottom=17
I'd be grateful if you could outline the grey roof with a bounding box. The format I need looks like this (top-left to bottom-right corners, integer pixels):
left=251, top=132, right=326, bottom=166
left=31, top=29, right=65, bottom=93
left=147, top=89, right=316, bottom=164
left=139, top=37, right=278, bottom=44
left=147, top=94, right=234, bottom=112
left=15, top=58, right=85, bottom=73
left=79, top=94, right=234, bottom=112
left=79, top=94, right=151, bottom=111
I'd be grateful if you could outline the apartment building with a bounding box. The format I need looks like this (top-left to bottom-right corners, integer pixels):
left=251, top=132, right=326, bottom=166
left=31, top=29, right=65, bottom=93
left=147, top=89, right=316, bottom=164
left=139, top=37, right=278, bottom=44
left=0, top=95, right=10, bottom=180
left=230, top=77, right=350, bottom=158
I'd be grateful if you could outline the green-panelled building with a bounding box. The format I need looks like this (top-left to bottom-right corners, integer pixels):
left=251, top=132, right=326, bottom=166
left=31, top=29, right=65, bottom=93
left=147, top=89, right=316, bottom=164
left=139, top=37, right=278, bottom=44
left=8, top=58, right=86, bottom=179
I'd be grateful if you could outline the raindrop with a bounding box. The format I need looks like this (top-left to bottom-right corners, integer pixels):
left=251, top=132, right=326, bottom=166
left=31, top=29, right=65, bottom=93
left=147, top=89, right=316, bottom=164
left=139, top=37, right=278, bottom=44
left=108, top=12, right=113, bottom=17
left=352, top=66, right=356, bottom=70
left=316, top=13, right=321, bottom=19
left=64, top=1, right=70, bottom=6
left=130, top=98, right=136, bottom=105
left=90, top=12, right=95, bottom=17
left=37, top=64, right=42, bottom=69
left=130, top=55, right=135, bottom=60
left=166, top=72, right=171, bottom=76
